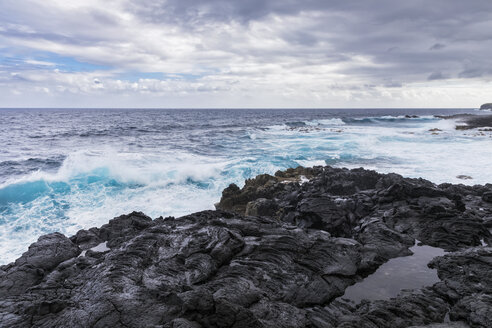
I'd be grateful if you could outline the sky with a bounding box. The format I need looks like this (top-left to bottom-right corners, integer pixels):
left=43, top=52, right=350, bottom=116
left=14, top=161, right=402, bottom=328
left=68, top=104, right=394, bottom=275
left=1, top=0, right=492, bottom=108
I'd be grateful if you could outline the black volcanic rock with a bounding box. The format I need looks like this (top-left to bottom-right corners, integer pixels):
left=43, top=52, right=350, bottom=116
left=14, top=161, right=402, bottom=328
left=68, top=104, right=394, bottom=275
left=1, top=166, right=491, bottom=327
left=433, top=113, right=492, bottom=130
left=218, top=166, right=491, bottom=251
left=0, top=233, right=80, bottom=297
left=0, top=211, right=366, bottom=327
left=480, top=103, right=492, bottom=110
left=429, top=247, right=492, bottom=327
left=459, top=114, right=492, bottom=130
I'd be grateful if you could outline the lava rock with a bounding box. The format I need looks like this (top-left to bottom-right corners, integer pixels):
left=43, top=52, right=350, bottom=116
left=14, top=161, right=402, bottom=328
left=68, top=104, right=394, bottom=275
left=0, top=232, right=80, bottom=298
left=1, top=166, right=491, bottom=327
left=482, top=191, right=492, bottom=203
left=245, top=198, right=279, bottom=217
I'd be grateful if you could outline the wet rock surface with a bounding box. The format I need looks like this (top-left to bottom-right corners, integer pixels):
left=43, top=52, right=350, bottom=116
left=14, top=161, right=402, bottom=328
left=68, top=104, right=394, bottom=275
left=1, top=166, right=492, bottom=327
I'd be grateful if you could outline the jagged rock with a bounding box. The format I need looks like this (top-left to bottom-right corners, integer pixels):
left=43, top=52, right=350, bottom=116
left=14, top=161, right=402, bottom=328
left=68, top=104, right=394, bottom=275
left=245, top=198, right=278, bottom=217
left=482, top=191, right=492, bottom=203
left=459, top=114, right=492, bottom=129
left=409, top=323, right=470, bottom=328
left=1, top=166, right=491, bottom=327
left=429, top=247, right=492, bottom=299
left=218, top=166, right=491, bottom=250
left=0, top=232, right=80, bottom=298
left=335, top=288, right=449, bottom=328
left=451, top=294, right=492, bottom=327
left=0, top=211, right=368, bottom=327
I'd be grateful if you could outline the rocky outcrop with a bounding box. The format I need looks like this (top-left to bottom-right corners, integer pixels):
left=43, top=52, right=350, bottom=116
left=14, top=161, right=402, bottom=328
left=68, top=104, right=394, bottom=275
left=1, top=166, right=491, bottom=327
left=433, top=113, right=492, bottom=130
left=218, top=166, right=490, bottom=252
left=458, top=114, right=492, bottom=130
left=480, top=103, right=492, bottom=110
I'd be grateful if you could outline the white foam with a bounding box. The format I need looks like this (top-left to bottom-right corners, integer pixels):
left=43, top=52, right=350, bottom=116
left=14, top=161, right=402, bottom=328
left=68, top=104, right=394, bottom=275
left=0, top=149, right=229, bottom=188
left=299, top=176, right=310, bottom=184
left=316, top=118, right=346, bottom=125
left=263, top=115, right=492, bottom=185
left=1, top=114, right=491, bottom=265
left=295, top=159, right=326, bottom=167
left=79, top=242, right=110, bottom=257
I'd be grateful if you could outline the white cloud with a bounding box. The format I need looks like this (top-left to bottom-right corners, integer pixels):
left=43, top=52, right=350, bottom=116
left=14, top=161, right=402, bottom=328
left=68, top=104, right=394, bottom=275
left=24, top=59, right=56, bottom=66
left=0, top=0, right=492, bottom=107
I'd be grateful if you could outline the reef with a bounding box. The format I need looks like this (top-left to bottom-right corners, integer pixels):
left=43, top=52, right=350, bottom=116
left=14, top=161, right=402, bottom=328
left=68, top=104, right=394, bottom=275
left=1, top=166, right=491, bottom=328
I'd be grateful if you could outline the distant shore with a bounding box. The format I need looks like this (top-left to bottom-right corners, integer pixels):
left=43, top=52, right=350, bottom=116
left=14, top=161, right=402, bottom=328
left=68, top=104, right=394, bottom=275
left=435, top=113, right=492, bottom=130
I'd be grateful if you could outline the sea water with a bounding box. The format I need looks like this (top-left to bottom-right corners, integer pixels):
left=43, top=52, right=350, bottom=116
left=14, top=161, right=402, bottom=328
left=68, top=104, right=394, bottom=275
left=0, top=108, right=491, bottom=264
left=339, top=242, right=446, bottom=303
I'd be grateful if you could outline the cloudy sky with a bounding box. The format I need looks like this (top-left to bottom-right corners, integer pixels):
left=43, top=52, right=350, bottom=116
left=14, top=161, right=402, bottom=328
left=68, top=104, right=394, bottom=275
left=1, top=0, right=491, bottom=108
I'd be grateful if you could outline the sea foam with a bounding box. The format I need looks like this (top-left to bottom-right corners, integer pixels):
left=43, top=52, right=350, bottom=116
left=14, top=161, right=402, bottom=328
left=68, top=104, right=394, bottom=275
left=0, top=108, right=490, bottom=264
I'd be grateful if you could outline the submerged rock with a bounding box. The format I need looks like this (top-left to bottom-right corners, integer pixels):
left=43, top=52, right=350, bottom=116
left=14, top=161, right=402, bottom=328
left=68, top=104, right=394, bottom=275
left=1, top=166, right=491, bottom=327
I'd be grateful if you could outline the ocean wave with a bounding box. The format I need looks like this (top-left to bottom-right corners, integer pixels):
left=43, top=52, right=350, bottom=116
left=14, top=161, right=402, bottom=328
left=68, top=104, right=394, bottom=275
left=0, top=147, right=298, bottom=264
left=0, top=156, right=65, bottom=183
left=0, top=150, right=238, bottom=264
left=0, top=150, right=229, bottom=190
left=295, top=159, right=327, bottom=167
left=342, top=115, right=437, bottom=125
left=316, top=118, right=346, bottom=125
left=285, top=121, right=307, bottom=128
left=271, top=118, right=346, bottom=130
left=1, top=108, right=490, bottom=264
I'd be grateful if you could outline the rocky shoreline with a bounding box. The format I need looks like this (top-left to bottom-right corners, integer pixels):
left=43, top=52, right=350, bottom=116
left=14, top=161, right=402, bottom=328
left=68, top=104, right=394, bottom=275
left=434, top=113, right=492, bottom=130
left=1, top=166, right=491, bottom=327
left=458, top=114, right=492, bottom=130
left=480, top=103, right=492, bottom=110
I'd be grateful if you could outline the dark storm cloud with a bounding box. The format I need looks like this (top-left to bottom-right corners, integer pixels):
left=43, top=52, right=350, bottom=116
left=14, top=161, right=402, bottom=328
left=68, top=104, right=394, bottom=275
left=121, top=0, right=492, bottom=83
left=428, top=72, right=447, bottom=81
left=128, top=0, right=489, bottom=25
left=0, top=0, right=491, bottom=107
left=2, top=0, right=492, bottom=82
left=429, top=43, right=446, bottom=51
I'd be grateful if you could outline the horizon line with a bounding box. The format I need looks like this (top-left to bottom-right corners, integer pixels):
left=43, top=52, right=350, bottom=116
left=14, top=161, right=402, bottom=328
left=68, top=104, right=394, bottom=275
left=0, top=107, right=478, bottom=110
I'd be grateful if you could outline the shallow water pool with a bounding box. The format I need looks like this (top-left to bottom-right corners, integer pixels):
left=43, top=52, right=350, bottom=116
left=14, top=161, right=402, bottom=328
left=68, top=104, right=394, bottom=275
left=340, top=242, right=446, bottom=303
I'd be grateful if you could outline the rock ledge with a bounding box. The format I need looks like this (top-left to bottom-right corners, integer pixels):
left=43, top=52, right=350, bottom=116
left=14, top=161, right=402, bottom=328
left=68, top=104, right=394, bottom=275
left=1, top=166, right=491, bottom=328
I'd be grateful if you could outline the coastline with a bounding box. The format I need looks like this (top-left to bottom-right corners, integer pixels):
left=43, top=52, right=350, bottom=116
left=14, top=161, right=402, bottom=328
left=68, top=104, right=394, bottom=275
left=3, top=0, right=492, bottom=326
left=435, top=113, right=492, bottom=130
left=1, top=166, right=491, bottom=327
left=4, top=108, right=492, bottom=266
left=459, top=114, right=492, bottom=130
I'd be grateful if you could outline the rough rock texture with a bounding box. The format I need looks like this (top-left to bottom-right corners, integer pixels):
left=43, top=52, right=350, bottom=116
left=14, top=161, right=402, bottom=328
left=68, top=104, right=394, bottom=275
left=1, top=166, right=491, bottom=328
left=218, top=166, right=491, bottom=253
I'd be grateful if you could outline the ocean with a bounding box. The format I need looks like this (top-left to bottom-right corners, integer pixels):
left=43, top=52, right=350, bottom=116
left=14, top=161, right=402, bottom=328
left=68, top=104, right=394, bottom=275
left=0, top=108, right=491, bottom=264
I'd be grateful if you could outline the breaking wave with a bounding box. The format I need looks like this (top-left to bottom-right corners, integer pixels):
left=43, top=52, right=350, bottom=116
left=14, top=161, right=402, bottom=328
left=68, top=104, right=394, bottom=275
left=0, top=107, right=489, bottom=264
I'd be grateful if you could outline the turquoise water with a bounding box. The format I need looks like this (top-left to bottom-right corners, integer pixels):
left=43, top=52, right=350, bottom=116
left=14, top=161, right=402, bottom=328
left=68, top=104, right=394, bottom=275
left=0, top=108, right=491, bottom=264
